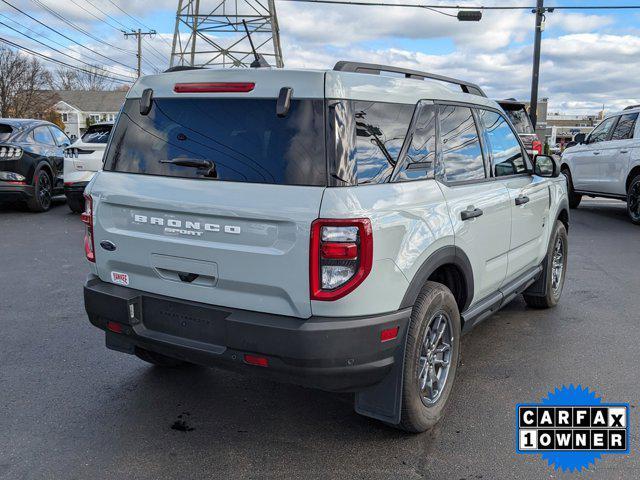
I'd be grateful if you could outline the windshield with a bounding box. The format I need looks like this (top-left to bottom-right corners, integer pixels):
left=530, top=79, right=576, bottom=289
left=81, top=124, right=112, bottom=144
left=0, top=124, right=14, bottom=142
left=501, top=105, right=535, bottom=135
left=104, top=98, right=326, bottom=186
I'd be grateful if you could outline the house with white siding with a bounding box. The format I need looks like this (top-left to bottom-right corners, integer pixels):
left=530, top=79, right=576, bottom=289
left=52, top=91, right=126, bottom=140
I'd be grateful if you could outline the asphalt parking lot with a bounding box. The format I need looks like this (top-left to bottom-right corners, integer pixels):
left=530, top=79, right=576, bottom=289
left=1, top=197, right=638, bottom=480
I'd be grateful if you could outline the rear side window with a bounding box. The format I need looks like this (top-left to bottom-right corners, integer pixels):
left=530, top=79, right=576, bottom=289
left=105, top=98, right=326, bottom=186
left=610, top=113, right=638, bottom=141
left=81, top=124, right=112, bottom=144
left=49, top=127, right=70, bottom=147
left=353, top=101, right=414, bottom=184
left=440, top=105, right=485, bottom=182
left=33, top=126, right=55, bottom=146
left=588, top=117, right=616, bottom=144
left=479, top=109, right=528, bottom=177
left=394, top=103, right=437, bottom=182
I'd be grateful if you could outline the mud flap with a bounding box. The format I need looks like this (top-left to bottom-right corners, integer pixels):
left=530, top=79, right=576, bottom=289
left=354, top=323, right=409, bottom=425
left=524, top=258, right=548, bottom=297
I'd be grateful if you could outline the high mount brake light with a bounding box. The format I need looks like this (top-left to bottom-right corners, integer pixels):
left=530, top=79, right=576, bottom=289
left=81, top=194, right=95, bottom=263
left=173, top=82, right=256, bottom=93
left=310, top=219, right=373, bottom=301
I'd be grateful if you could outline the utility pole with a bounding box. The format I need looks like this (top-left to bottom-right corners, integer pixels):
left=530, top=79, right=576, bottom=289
left=529, top=0, right=545, bottom=129
left=123, top=29, right=157, bottom=78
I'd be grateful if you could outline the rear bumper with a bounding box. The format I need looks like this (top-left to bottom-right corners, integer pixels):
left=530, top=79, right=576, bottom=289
left=64, top=181, right=88, bottom=201
left=84, top=275, right=411, bottom=392
left=0, top=183, right=34, bottom=201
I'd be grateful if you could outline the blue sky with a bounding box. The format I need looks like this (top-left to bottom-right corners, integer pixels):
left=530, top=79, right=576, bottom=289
left=1, top=0, right=639, bottom=113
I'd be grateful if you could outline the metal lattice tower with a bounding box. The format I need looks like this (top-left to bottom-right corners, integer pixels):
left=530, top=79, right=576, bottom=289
left=170, top=0, right=284, bottom=68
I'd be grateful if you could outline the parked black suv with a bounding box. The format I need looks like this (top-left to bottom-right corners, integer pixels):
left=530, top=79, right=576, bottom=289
left=0, top=119, right=71, bottom=212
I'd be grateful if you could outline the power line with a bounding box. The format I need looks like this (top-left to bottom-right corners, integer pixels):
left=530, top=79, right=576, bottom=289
left=278, top=0, right=640, bottom=10
left=0, top=36, right=133, bottom=84
left=0, top=18, right=136, bottom=81
left=0, top=0, right=137, bottom=72
left=29, top=0, right=137, bottom=56
left=67, top=0, right=165, bottom=70
left=106, top=0, right=174, bottom=50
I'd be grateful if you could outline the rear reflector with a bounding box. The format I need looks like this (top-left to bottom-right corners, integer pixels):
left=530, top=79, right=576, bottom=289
left=244, top=354, right=269, bottom=367
left=174, top=82, right=255, bottom=93
left=106, top=321, right=123, bottom=334
left=320, top=242, right=358, bottom=259
left=380, top=326, right=399, bottom=343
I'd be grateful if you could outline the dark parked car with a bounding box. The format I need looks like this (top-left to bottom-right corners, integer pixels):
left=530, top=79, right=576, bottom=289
left=498, top=99, right=542, bottom=158
left=0, top=119, right=71, bottom=212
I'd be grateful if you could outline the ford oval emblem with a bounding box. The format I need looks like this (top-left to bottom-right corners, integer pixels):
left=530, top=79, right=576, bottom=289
left=100, top=240, right=117, bottom=252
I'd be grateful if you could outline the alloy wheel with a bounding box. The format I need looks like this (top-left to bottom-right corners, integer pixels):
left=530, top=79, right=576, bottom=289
left=628, top=181, right=640, bottom=223
left=551, top=235, right=565, bottom=296
left=417, top=311, right=453, bottom=405
left=37, top=172, right=52, bottom=210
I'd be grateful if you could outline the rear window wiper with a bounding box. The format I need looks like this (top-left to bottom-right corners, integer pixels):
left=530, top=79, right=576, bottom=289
left=160, top=158, right=217, bottom=178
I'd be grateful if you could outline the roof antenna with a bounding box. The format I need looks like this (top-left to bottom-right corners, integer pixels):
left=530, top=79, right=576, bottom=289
left=242, top=20, right=270, bottom=68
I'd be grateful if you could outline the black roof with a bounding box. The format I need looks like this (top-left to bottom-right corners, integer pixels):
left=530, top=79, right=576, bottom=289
left=0, top=118, right=55, bottom=129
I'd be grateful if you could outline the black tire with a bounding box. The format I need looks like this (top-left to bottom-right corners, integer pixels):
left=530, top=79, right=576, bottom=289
left=523, top=221, right=568, bottom=309
left=626, top=175, right=640, bottom=225
left=562, top=168, right=582, bottom=209
left=398, top=281, right=461, bottom=433
left=135, top=347, right=189, bottom=368
left=26, top=169, right=53, bottom=212
left=67, top=196, right=85, bottom=214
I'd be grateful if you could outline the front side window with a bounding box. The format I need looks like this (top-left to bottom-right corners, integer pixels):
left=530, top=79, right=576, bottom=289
left=352, top=101, right=414, bottom=184
left=439, top=105, right=486, bottom=182
left=33, top=126, right=55, bottom=146
left=610, top=113, right=638, bottom=141
left=479, top=109, right=528, bottom=177
left=105, top=98, right=326, bottom=186
left=394, top=103, right=437, bottom=182
left=588, top=117, right=616, bottom=144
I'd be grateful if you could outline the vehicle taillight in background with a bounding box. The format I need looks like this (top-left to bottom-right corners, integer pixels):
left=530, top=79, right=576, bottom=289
left=81, top=194, right=95, bottom=263
left=310, top=218, right=373, bottom=301
left=532, top=138, right=543, bottom=156
left=0, top=146, right=23, bottom=160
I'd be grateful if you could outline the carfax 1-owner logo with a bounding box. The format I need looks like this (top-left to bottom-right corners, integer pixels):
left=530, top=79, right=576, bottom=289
left=516, top=385, right=630, bottom=473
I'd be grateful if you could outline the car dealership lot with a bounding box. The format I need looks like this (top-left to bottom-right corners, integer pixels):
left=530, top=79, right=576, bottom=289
left=1, top=198, right=638, bottom=479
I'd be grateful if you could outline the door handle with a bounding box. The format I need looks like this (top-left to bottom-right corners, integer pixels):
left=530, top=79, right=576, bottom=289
left=461, top=208, right=483, bottom=221
left=515, top=195, right=530, bottom=206
left=593, top=151, right=600, bottom=155
left=620, top=149, right=629, bottom=154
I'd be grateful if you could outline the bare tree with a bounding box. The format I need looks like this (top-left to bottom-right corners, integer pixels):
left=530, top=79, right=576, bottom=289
left=52, top=65, right=114, bottom=91
left=0, top=46, right=53, bottom=118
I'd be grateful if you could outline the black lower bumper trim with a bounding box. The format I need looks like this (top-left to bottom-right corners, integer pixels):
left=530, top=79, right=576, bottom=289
left=84, top=275, right=411, bottom=392
left=0, top=183, right=34, bottom=201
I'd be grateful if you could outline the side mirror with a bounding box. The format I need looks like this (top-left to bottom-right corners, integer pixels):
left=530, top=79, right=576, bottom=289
left=534, top=155, right=559, bottom=178
left=574, top=133, right=586, bottom=144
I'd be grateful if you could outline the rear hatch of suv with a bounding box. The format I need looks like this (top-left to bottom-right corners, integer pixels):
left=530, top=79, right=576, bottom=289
left=498, top=100, right=541, bottom=156
left=87, top=70, right=327, bottom=318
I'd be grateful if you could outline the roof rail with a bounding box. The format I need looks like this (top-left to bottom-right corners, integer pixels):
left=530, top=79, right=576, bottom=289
left=624, top=104, right=640, bottom=111
left=333, top=61, right=487, bottom=97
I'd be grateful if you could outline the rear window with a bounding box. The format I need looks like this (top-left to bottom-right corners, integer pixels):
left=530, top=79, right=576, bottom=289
left=104, top=98, right=326, bottom=186
left=501, top=105, right=535, bottom=135
left=0, top=124, right=13, bottom=142
left=81, top=124, right=112, bottom=144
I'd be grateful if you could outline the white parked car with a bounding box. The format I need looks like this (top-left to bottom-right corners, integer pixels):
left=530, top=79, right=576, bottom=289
left=63, top=122, right=114, bottom=213
left=561, top=106, right=640, bottom=224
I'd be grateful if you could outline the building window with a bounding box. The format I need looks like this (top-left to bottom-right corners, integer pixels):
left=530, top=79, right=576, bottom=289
left=61, top=113, right=68, bottom=123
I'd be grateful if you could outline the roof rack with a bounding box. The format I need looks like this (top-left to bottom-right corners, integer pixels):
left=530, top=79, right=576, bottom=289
left=624, top=104, right=640, bottom=111
left=333, top=61, right=487, bottom=97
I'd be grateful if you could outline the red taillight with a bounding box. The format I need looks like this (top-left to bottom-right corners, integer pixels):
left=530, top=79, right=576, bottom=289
left=532, top=139, right=543, bottom=155
left=173, top=82, right=255, bottom=93
left=81, top=194, right=95, bottom=263
left=6, top=181, right=26, bottom=185
left=310, top=218, right=373, bottom=301
left=380, top=326, right=399, bottom=343
left=106, top=321, right=123, bottom=334
left=244, top=354, right=269, bottom=367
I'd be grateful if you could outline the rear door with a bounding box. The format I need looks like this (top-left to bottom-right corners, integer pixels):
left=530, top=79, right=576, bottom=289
left=572, top=116, right=617, bottom=191
left=600, top=112, right=638, bottom=195
left=91, top=87, right=327, bottom=319
left=478, top=108, right=549, bottom=280
left=436, top=104, right=511, bottom=303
